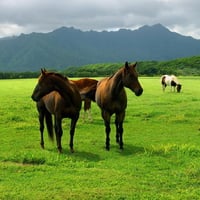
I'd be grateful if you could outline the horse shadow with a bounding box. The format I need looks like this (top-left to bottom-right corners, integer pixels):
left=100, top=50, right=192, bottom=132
left=45, top=143, right=144, bottom=162
left=46, top=148, right=102, bottom=162
left=114, top=144, right=145, bottom=156
left=68, top=150, right=101, bottom=162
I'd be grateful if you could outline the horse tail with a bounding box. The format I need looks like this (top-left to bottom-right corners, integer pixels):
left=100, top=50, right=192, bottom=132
left=161, top=75, right=165, bottom=84
left=80, top=83, right=98, bottom=102
left=44, top=111, right=54, bottom=141
left=161, top=75, right=167, bottom=86
left=84, top=98, right=91, bottom=111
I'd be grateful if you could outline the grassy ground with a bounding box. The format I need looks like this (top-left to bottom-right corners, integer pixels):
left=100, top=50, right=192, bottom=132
left=0, top=77, right=200, bottom=199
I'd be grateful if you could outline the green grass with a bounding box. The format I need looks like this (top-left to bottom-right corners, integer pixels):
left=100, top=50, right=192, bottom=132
left=0, top=77, right=200, bottom=199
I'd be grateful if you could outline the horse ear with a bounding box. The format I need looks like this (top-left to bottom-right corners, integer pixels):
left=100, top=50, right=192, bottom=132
left=125, top=61, right=129, bottom=69
left=133, top=62, right=137, bottom=68
left=41, top=68, right=46, bottom=75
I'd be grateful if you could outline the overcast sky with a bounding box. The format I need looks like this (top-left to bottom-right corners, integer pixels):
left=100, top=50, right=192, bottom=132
left=0, top=0, right=200, bottom=39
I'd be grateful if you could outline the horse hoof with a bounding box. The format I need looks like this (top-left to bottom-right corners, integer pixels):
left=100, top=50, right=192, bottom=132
left=70, top=149, right=75, bottom=153
left=105, top=147, right=110, bottom=151
left=57, top=148, right=62, bottom=153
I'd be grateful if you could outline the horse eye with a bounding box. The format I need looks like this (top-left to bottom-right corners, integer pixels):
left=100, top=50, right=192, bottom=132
left=130, top=74, right=137, bottom=79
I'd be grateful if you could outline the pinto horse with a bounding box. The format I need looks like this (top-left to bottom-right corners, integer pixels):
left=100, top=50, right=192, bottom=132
left=95, top=62, right=143, bottom=150
left=161, top=75, right=182, bottom=93
left=31, top=69, right=82, bottom=153
left=71, top=78, right=98, bottom=121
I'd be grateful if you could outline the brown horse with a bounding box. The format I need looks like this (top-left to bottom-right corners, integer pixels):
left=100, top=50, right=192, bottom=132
left=95, top=62, right=143, bottom=150
left=71, top=78, right=98, bottom=121
left=31, top=69, right=82, bottom=153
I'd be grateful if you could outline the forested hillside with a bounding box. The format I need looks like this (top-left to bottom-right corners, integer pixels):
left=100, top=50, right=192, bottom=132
left=0, top=56, right=199, bottom=79
left=64, top=56, right=200, bottom=77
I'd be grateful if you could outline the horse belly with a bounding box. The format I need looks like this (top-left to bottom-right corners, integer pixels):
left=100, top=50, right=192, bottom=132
left=97, top=94, right=127, bottom=114
left=110, top=102, right=126, bottom=114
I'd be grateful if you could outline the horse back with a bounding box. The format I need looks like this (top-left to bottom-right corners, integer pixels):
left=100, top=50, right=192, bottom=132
left=72, top=78, right=98, bottom=90
left=71, top=78, right=98, bottom=102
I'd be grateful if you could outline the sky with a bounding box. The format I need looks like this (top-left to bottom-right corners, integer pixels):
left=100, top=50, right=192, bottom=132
left=0, top=0, right=200, bottom=39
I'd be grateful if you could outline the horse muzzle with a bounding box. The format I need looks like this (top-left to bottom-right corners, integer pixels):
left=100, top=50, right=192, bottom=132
left=31, top=93, right=41, bottom=102
left=31, top=94, right=38, bottom=102
left=135, top=88, right=143, bottom=96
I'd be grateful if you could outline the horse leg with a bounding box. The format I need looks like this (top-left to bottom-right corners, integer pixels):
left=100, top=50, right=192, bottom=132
left=37, top=100, right=45, bottom=149
left=54, top=116, right=63, bottom=153
left=162, top=84, right=166, bottom=92
left=39, top=111, right=45, bottom=149
left=69, top=114, right=79, bottom=153
left=84, top=99, right=92, bottom=122
left=102, top=111, right=111, bottom=150
left=115, top=118, right=119, bottom=143
left=115, top=112, right=125, bottom=150
left=82, top=100, right=86, bottom=122
left=171, top=86, right=176, bottom=92
left=162, top=84, right=164, bottom=92
left=87, top=100, right=92, bottom=122
left=87, top=109, right=92, bottom=122
left=118, top=121, right=124, bottom=150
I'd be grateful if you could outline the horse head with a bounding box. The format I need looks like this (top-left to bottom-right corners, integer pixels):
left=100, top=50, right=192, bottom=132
left=177, top=84, right=182, bottom=92
left=122, top=62, right=143, bottom=96
left=31, top=69, right=59, bottom=101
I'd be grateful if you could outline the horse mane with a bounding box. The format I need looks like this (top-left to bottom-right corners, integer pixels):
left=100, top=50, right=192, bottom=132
left=106, top=67, right=125, bottom=98
left=49, top=72, right=69, bottom=81
left=108, top=65, right=124, bottom=80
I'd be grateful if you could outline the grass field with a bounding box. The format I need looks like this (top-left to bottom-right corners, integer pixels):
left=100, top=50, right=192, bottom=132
left=0, top=76, right=200, bottom=199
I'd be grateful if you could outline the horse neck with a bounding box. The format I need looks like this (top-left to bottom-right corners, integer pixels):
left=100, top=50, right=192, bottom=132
left=52, top=76, right=77, bottom=102
left=109, top=69, right=124, bottom=96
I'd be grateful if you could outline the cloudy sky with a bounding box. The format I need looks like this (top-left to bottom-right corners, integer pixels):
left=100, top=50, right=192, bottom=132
left=0, top=0, right=200, bottom=39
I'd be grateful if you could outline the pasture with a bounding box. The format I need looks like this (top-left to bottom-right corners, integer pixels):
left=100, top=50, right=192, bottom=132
left=0, top=77, right=200, bottom=199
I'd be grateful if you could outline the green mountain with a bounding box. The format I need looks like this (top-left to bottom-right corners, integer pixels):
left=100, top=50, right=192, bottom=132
left=0, top=24, right=200, bottom=72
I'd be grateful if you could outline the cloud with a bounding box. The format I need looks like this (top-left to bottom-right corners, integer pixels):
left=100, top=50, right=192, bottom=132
left=0, top=0, right=200, bottom=39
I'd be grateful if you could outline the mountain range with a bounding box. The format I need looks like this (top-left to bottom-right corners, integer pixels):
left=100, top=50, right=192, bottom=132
left=0, top=23, right=200, bottom=72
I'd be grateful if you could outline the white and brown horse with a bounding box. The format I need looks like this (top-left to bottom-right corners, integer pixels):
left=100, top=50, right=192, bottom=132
left=161, top=75, right=182, bottom=93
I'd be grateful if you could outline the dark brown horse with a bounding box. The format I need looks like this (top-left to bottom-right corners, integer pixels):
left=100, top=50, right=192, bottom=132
left=31, top=69, right=82, bottom=153
left=95, top=62, right=143, bottom=150
left=71, top=78, right=98, bottom=121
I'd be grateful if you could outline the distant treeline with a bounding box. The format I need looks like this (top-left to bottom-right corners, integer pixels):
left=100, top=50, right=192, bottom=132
left=0, top=71, right=40, bottom=79
left=0, top=56, right=200, bottom=79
